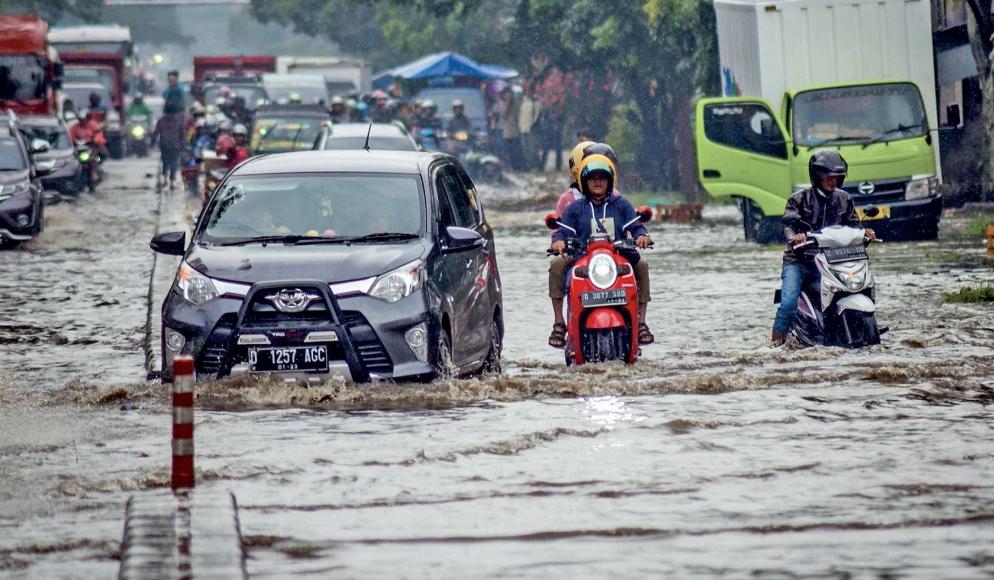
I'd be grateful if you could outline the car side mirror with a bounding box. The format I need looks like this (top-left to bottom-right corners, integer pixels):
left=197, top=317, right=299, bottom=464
left=30, top=139, right=50, bottom=155
left=150, top=231, right=186, bottom=255
left=444, top=226, right=485, bottom=251
left=636, top=205, right=654, bottom=223
left=544, top=213, right=560, bottom=230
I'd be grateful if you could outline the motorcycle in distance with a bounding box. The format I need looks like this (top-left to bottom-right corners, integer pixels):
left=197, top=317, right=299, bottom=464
left=445, top=130, right=503, bottom=184
left=775, top=210, right=885, bottom=348
left=75, top=139, right=101, bottom=193
left=126, top=115, right=150, bottom=157
left=545, top=206, right=654, bottom=365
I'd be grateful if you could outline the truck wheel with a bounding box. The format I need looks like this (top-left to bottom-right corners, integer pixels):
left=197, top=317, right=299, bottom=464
left=742, top=198, right=782, bottom=244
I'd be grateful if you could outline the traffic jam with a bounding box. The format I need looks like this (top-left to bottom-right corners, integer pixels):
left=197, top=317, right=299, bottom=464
left=1, top=1, right=993, bottom=577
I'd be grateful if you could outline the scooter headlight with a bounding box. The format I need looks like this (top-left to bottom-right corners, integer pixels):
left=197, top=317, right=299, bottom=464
left=176, top=262, right=219, bottom=305
left=77, top=150, right=91, bottom=163
left=369, top=259, right=423, bottom=303
left=130, top=125, right=146, bottom=139
left=587, top=253, right=618, bottom=290
left=831, top=264, right=867, bottom=291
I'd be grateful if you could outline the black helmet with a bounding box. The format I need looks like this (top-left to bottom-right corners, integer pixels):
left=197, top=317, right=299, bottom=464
left=808, top=149, right=848, bottom=187
left=582, top=142, right=619, bottom=168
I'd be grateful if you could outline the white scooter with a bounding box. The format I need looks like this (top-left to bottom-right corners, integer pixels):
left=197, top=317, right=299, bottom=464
left=776, top=211, right=884, bottom=348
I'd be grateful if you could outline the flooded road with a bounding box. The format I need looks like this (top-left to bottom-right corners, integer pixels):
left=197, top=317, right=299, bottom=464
left=2, top=158, right=994, bottom=577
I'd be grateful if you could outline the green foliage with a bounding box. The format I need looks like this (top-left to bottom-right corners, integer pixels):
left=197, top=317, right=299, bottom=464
left=966, top=213, right=994, bottom=236
left=944, top=284, right=994, bottom=303
left=605, top=102, right=639, bottom=166
left=0, top=0, right=104, bottom=23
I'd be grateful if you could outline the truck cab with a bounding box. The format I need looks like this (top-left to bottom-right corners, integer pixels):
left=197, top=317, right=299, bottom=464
left=0, top=15, right=62, bottom=117
left=696, top=80, right=942, bottom=242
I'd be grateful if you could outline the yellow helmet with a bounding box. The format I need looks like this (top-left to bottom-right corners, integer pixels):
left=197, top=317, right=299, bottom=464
left=569, top=140, right=596, bottom=184
left=577, top=154, right=617, bottom=196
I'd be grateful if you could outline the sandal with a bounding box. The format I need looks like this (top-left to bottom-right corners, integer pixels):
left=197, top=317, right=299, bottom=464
left=638, top=323, right=655, bottom=345
left=548, top=323, right=567, bottom=349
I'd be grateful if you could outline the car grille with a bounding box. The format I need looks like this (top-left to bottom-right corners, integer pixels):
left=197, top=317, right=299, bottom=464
left=197, top=313, right=238, bottom=376
left=841, top=178, right=907, bottom=204
left=342, top=311, right=393, bottom=375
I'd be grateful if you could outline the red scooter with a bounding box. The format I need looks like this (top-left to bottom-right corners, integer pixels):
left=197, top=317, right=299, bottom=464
left=545, top=206, right=653, bottom=365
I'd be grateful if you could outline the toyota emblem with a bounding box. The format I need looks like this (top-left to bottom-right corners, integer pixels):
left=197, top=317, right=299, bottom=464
left=266, top=288, right=319, bottom=313
left=857, top=181, right=875, bottom=195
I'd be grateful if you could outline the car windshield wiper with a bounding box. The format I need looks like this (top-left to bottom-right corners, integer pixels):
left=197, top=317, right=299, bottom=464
left=862, top=123, right=923, bottom=148
left=340, top=232, right=420, bottom=244
left=212, top=235, right=308, bottom=246
left=807, top=135, right=869, bottom=147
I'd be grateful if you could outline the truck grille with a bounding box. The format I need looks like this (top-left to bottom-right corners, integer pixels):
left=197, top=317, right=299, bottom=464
left=841, top=177, right=907, bottom=204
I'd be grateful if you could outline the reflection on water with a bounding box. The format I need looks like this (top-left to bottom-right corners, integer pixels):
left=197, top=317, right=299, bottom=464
left=1, top=169, right=994, bottom=576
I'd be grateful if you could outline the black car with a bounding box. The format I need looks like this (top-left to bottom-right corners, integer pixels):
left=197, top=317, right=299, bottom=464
left=251, top=104, right=330, bottom=155
left=315, top=122, right=419, bottom=152
left=0, top=113, right=48, bottom=245
left=21, top=115, right=82, bottom=196
left=151, top=150, right=503, bottom=383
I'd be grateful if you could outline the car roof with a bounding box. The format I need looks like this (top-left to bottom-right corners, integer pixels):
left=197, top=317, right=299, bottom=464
left=254, top=104, right=329, bottom=117
left=328, top=123, right=407, bottom=137
left=234, top=150, right=449, bottom=176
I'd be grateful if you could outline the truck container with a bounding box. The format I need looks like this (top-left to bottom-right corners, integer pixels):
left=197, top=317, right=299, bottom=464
left=0, top=15, right=62, bottom=116
left=275, top=56, right=371, bottom=95
left=695, top=0, right=944, bottom=242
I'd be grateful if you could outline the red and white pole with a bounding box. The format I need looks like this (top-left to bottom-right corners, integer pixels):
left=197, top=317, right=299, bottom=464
left=171, top=355, right=195, bottom=490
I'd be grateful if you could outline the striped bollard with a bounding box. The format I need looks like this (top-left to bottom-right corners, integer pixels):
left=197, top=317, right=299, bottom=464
left=172, top=355, right=195, bottom=490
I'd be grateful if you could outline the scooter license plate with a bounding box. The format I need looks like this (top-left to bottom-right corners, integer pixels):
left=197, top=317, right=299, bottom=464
left=249, top=346, right=329, bottom=372
left=581, top=289, right=628, bottom=307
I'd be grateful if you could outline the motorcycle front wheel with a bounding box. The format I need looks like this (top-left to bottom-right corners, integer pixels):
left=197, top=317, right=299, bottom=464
left=581, top=328, right=630, bottom=363
left=836, top=310, right=881, bottom=348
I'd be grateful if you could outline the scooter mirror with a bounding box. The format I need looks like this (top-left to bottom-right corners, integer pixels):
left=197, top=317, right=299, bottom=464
left=636, top=205, right=654, bottom=223
left=782, top=211, right=803, bottom=225
left=544, top=213, right=560, bottom=230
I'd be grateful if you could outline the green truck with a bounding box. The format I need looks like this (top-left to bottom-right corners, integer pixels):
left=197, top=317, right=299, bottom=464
left=695, top=0, right=945, bottom=243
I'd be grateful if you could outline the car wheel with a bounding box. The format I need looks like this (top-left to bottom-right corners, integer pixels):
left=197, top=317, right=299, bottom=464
left=480, top=317, right=502, bottom=375
left=434, top=328, right=456, bottom=379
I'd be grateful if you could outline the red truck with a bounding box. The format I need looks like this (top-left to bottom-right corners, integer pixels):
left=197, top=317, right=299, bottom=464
left=0, top=15, right=62, bottom=116
left=193, top=55, right=276, bottom=84
left=48, top=25, right=132, bottom=158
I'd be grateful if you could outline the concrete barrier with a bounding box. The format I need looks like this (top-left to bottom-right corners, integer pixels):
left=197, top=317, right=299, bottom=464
left=119, top=490, right=247, bottom=579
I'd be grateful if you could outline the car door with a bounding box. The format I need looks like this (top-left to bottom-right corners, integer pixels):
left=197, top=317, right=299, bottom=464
left=695, top=97, right=793, bottom=217
left=451, top=166, right=495, bottom=362
left=430, top=163, right=484, bottom=367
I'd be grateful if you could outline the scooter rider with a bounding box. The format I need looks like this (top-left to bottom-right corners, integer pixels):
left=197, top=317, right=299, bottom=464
left=548, top=154, right=654, bottom=348
left=772, top=149, right=876, bottom=345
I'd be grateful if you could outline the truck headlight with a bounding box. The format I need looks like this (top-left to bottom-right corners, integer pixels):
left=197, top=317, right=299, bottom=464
left=587, top=253, right=618, bottom=290
left=905, top=175, right=938, bottom=200
left=176, top=262, right=219, bottom=305
left=369, top=259, right=423, bottom=303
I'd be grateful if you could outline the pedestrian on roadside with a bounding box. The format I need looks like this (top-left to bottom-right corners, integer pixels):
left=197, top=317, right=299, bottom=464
left=163, top=70, right=184, bottom=116
left=499, top=86, right=524, bottom=171
left=518, top=80, right=541, bottom=171
left=152, top=112, right=186, bottom=190
left=537, top=94, right=564, bottom=172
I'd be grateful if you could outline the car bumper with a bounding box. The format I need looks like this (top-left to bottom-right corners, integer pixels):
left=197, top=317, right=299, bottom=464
left=0, top=192, right=40, bottom=240
left=160, top=284, right=435, bottom=383
left=40, top=162, right=83, bottom=195
left=854, top=194, right=942, bottom=237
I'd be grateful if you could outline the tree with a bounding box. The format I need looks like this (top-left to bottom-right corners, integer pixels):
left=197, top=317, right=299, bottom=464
left=0, top=0, right=104, bottom=23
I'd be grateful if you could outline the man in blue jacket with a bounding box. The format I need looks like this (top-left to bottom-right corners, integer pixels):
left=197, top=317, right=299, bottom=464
left=548, top=154, right=654, bottom=348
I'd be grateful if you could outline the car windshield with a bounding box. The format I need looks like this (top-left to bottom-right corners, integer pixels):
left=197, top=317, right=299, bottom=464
left=792, top=83, right=928, bottom=147
left=62, top=86, right=113, bottom=111
left=266, top=85, right=328, bottom=105
left=203, top=85, right=268, bottom=110
left=63, top=67, right=115, bottom=93
left=416, top=89, right=485, bottom=121
left=0, top=140, right=26, bottom=171
left=0, top=56, right=46, bottom=101
left=23, top=123, right=72, bottom=150
left=324, top=136, right=416, bottom=151
left=251, top=117, right=325, bottom=153
left=202, top=174, right=423, bottom=242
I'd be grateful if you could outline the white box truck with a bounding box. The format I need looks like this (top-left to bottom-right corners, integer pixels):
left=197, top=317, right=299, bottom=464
left=695, top=0, right=946, bottom=242
left=275, top=56, right=372, bottom=96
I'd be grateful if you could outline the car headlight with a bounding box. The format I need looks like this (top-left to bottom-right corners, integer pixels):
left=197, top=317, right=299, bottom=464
left=130, top=125, right=146, bottom=139
left=0, top=181, right=30, bottom=201
left=176, top=262, right=219, bottom=305
left=587, top=253, right=618, bottom=290
left=369, top=259, right=423, bottom=303
left=905, top=175, right=938, bottom=200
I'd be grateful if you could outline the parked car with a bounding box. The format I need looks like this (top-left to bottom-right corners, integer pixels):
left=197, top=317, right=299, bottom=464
left=0, top=113, right=48, bottom=245
left=315, top=122, right=418, bottom=151
left=151, top=150, right=503, bottom=383
left=250, top=104, right=330, bottom=155
left=21, top=115, right=83, bottom=196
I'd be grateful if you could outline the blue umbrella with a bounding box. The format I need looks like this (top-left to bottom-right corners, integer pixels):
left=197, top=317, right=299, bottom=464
left=373, top=52, right=517, bottom=89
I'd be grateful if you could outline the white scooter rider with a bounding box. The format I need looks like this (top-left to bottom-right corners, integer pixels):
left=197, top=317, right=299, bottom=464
left=771, top=150, right=876, bottom=345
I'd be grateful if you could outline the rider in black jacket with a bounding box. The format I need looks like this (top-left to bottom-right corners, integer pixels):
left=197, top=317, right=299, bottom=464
left=772, top=150, right=876, bottom=345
